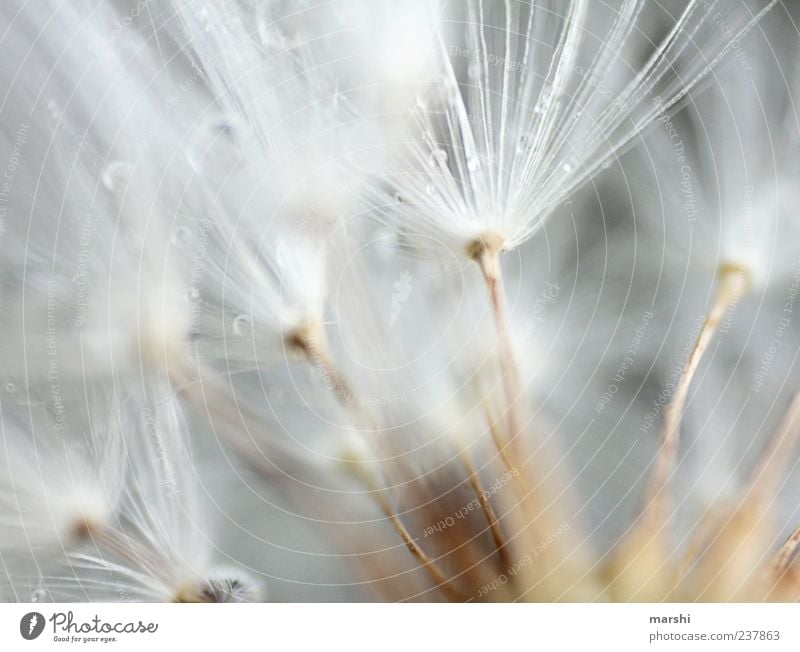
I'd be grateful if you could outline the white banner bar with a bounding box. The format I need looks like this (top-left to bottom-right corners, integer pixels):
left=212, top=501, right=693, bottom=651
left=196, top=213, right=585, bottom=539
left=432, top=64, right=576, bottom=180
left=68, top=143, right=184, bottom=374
left=2, top=603, right=798, bottom=651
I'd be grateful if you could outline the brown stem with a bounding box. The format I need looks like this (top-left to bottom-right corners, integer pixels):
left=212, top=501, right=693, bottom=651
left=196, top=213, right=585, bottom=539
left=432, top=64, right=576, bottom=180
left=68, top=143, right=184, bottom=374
left=294, top=328, right=465, bottom=599
left=643, top=265, right=748, bottom=528
left=459, top=446, right=512, bottom=572
left=372, top=490, right=466, bottom=602
left=771, top=525, right=800, bottom=578
left=483, top=399, right=528, bottom=499
left=288, top=325, right=377, bottom=432
left=343, top=449, right=466, bottom=602
left=674, top=391, right=800, bottom=599
left=291, top=332, right=357, bottom=406
left=468, top=233, right=524, bottom=450
left=746, top=389, right=800, bottom=506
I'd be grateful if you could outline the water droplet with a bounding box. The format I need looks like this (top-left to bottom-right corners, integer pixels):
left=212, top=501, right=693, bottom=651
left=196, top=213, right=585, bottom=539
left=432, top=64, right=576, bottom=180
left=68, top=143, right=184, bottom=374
left=30, top=587, right=47, bottom=602
left=232, top=314, right=252, bottom=336
left=562, top=161, right=574, bottom=173
left=445, top=83, right=460, bottom=105
left=212, top=118, right=241, bottom=143
left=186, top=287, right=200, bottom=301
left=517, top=135, right=533, bottom=155
left=171, top=226, right=191, bottom=248
left=186, top=116, right=248, bottom=176
left=466, top=156, right=480, bottom=172
left=416, top=95, right=429, bottom=111
left=429, top=149, right=447, bottom=167
left=374, top=229, right=400, bottom=258
left=425, top=184, right=435, bottom=195
left=601, top=159, right=613, bottom=170
left=102, top=161, right=133, bottom=193
left=267, top=385, right=285, bottom=406
left=256, top=2, right=297, bottom=52
left=3, top=380, right=39, bottom=406
left=46, top=100, right=60, bottom=119
left=274, top=242, right=289, bottom=270
left=534, top=85, right=553, bottom=115
left=467, top=62, right=481, bottom=79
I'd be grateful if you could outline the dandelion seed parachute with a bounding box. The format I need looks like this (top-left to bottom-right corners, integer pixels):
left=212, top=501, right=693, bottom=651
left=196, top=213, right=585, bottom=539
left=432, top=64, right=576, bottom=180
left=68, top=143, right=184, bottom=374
left=601, top=6, right=800, bottom=600
left=0, top=384, right=125, bottom=568
left=0, top=0, right=198, bottom=383
left=145, top=1, right=366, bottom=385
left=372, top=0, right=780, bottom=260
left=636, top=11, right=800, bottom=300
left=44, top=380, right=263, bottom=602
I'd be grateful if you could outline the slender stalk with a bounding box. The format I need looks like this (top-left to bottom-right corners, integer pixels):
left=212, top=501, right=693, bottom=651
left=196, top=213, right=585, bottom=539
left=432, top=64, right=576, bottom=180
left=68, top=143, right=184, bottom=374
left=675, top=391, right=800, bottom=600
left=771, top=525, right=800, bottom=577
left=483, top=399, right=528, bottom=498
left=673, top=509, right=717, bottom=584
left=610, top=267, right=748, bottom=601
left=745, top=389, right=800, bottom=505
left=290, top=328, right=357, bottom=406
left=459, top=446, right=512, bottom=572
left=288, top=325, right=378, bottom=432
left=345, top=455, right=465, bottom=601
left=468, top=232, right=524, bottom=450
left=294, top=330, right=465, bottom=598
left=642, top=265, right=748, bottom=527
left=372, top=490, right=466, bottom=602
